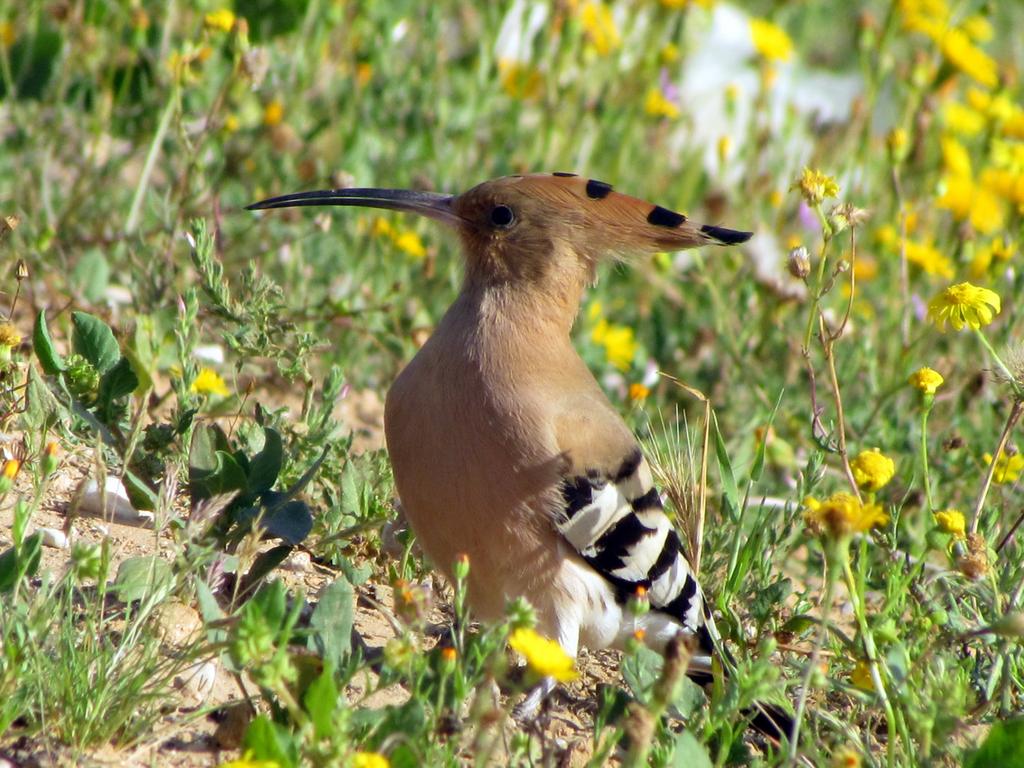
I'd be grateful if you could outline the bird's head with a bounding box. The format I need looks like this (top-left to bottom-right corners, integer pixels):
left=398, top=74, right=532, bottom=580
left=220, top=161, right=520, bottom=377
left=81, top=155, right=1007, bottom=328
left=248, top=173, right=751, bottom=290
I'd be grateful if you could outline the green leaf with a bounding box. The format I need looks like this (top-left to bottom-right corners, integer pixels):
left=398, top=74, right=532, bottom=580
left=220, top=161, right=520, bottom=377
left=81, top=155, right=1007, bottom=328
left=750, top=389, right=785, bottom=482
left=33, top=309, right=64, bottom=374
left=243, top=715, right=298, bottom=768
left=713, top=413, right=740, bottom=522
left=303, top=665, right=339, bottom=740
left=249, top=427, right=283, bottom=493
left=965, top=718, right=1024, bottom=768
left=72, top=249, right=110, bottom=304
left=122, top=469, right=159, bottom=512
left=238, top=493, right=313, bottom=545
left=24, top=365, right=64, bottom=433
left=72, top=311, right=120, bottom=374
left=99, top=356, right=139, bottom=405
left=237, top=545, right=293, bottom=602
left=308, top=577, right=354, bottom=670
left=669, top=731, right=714, bottom=768
left=114, top=556, right=173, bottom=604
left=0, top=533, right=42, bottom=593
left=621, top=646, right=663, bottom=704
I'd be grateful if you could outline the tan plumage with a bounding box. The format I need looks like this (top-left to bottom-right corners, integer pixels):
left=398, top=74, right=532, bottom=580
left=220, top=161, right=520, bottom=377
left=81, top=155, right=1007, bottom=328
left=249, top=173, right=787, bottom=736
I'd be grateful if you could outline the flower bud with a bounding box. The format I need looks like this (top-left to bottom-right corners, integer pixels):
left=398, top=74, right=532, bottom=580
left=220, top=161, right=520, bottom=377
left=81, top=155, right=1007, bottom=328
left=788, top=246, right=811, bottom=279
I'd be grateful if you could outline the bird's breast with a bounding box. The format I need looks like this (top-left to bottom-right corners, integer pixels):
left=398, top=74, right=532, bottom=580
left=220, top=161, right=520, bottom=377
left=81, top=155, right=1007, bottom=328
left=383, top=337, right=565, bottom=619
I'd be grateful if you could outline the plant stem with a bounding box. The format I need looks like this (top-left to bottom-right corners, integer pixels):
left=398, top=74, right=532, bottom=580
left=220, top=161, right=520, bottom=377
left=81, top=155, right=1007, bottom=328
left=969, top=399, right=1023, bottom=535
left=920, top=402, right=934, bottom=511
left=842, top=553, right=901, bottom=768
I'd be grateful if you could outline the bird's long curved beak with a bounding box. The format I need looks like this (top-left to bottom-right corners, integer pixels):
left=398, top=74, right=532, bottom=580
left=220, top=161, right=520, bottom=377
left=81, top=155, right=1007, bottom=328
left=246, top=187, right=460, bottom=225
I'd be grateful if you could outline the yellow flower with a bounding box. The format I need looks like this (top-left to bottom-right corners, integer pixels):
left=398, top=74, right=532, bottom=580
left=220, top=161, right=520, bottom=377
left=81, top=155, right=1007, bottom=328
left=393, top=230, right=426, bottom=260
left=850, top=449, right=895, bottom=492
left=223, top=114, right=240, bottom=133
left=0, top=21, right=14, bottom=48
left=578, top=2, right=620, bottom=56
left=969, top=237, right=1015, bottom=279
left=498, top=59, right=542, bottom=100
left=927, top=282, right=1001, bottom=331
left=749, top=18, right=793, bottom=62
left=803, top=493, right=889, bottom=538
left=908, top=367, right=944, bottom=395
left=984, top=450, right=1024, bottom=484
left=0, top=322, right=21, bottom=348
left=660, top=43, right=680, bottom=64
left=628, top=383, right=650, bottom=401
left=832, top=746, right=863, bottom=768
left=939, top=28, right=998, bottom=88
left=263, top=100, right=284, bottom=128
left=905, top=239, right=954, bottom=279
left=644, top=88, right=680, bottom=119
left=351, top=753, right=390, bottom=768
left=218, top=751, right=280, bottom=768
left=591, top=319, right=637, bottom=370
left=943, top=101, right=986, bottom=136
left=508, top=627, right=579, bottom=682
left=962, top=15, right=993, bottom=43
left=794, top=168, right=839, bottom=206
left=940, top=136, right=971, bottom=176
left=3, top=459, right=21, bottom=479
left=660, top=0, right=716, bottom=7
left=203, top=9, right=236, bottom=33
left=937, top=172, right=1006, bottom=234
left=934, top=509, right=966, bottom=538
left=371, top=217, right=395, bottom=239
left=850, top=660, right=875, bottom=691
left=191, top=367, right=231, bottom=397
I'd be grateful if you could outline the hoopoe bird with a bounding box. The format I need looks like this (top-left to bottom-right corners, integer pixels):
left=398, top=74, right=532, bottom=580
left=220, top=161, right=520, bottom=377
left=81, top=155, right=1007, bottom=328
left=249, top=173, right=788, bottom=737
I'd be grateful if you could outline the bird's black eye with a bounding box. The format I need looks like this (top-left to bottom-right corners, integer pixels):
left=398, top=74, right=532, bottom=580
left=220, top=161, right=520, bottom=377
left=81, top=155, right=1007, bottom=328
left=489, top=205, right=515, bottom=228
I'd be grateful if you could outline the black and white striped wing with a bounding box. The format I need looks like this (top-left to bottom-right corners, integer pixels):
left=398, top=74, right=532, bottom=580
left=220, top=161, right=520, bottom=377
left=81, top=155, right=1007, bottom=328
left=555, top=447, right=711, bottom=647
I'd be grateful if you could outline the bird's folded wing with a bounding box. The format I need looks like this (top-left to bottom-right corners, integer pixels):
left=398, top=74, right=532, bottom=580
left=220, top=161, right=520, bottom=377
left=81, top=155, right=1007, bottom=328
left=553, top=445, right=712, bottom=645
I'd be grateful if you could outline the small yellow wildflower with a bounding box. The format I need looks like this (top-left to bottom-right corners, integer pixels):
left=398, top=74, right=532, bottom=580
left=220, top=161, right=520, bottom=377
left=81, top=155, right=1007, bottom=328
left=0, top=21, right=14, bottom=48
left=908, top=367, right=944, bottom=395
left=904, top=239, right=954, bottom=279
left=850, top=449, right=895, bottom=492
left=591, top=319, right=637, bottom=371
left=937, top=174, right=1006, bottom=234
left=223, top=114, right=240, bottom=133
left=969, top=237, right=1015, bottom=279
left=263, top=100, right=284, bottom=128
left=940, top=28, right=998, bottom=88
left=803, top=493, right=889, bottom=538
left=371, top=217, right=395, bottom=239
left=393, top=231, right=426, bottom=260
left=356, top=63, right=373, bottom=87
left=191, top=367, right=231, bottom=398
left=628, top=383, right=650, bottom=401
left=940, top=135, right=971, bottom=176
left=717, top=135, right=731, bottom=164
left=203, top=9, right=235, bottom=33
left=962, top=15, right=993, bottom=43
left=440, top=646, right=457, bottom=663
left=3, top=458, right=21, bottom=479
left=984, top=449, right=1024, bottom=484
left=498, top=59, right=542, bottom=100
left=660, top=0, right=716, bottom=7
left=749, top=18, right=793, bottom=62
left=508, top=627, right=579, bottom=682
left=927, top=282, right=1001, bottom=331
left=886, top=128, right=908, bottom=162
left=832, top=746, right=862, bottom=768
left=934, top=509, right=966, bottom=538
left=660, top=43, right=680, bottom=64
left=794, top=168, right=839, bottom=206
left=850, top=660, right=875, bottom=692
left=644, top=88, right=680, bottom=119
left=351, top=753, right=390, bottom=768
left=578, top=2, right=620, bottom=56
left=217, top=750, right=281, bottom=768
left=943, top=101, right=986, bottom=136
left=0, top=322, right=21, bottom=348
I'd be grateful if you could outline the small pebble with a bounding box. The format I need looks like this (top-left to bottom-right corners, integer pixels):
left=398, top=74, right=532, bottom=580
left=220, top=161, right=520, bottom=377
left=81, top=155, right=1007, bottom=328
left=281, top=550, right=311, bottom=572
left=77, top=476, right=154, bottom=527
left=37, top=527, right=69, bottom=549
